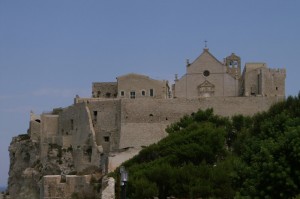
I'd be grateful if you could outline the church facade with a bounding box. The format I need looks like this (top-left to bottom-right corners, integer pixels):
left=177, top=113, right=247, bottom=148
left=174, top=48, right=285, bottom=98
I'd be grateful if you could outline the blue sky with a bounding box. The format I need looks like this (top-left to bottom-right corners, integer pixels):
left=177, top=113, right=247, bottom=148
left=0, top=1, right=300, bottom=186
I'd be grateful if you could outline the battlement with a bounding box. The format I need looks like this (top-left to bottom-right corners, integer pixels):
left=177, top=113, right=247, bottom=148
left=74, top=97, right=119, bottom=104
left=268, top=68, right=286, bottom=74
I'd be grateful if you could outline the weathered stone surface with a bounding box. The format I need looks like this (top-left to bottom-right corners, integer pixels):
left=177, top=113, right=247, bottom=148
left=101, top=177, right=115, bottom=199
left=6, top=48, right=285, bottom=199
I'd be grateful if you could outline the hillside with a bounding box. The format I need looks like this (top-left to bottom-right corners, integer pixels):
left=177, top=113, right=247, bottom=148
left=115, top=94, right=300, bottom=199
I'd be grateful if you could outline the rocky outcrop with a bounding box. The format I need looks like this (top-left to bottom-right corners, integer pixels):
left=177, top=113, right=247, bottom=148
left=8, top=134, right=40, bottom=199
left=8, top=133, right=104, bottom=199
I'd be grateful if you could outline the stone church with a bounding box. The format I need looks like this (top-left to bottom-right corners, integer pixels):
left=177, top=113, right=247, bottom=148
left=174, top=48, right=285, bottom=98
left=92, top=47, right=285, bottom=100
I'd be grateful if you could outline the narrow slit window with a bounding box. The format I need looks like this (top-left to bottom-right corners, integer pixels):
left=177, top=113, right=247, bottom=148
left=93, top=111, right=97, bottom=122
left=70, top=119, right=74, bottom=130
left=150, top=89, right=154, bottom=97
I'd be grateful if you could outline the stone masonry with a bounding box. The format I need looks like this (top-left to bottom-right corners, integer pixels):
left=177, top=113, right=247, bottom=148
left=7, top=48, right=286, bottom=199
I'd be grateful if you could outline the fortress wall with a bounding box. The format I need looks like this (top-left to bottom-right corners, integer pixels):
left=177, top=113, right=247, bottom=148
left=87, top=99, right=121, bottom=152
left=41, top=115, right=59, bottom=137
left=119, top=97, right=282, bottom=149
left=59, top=103, right=101, bottom=171
left=41, top=175, right=93, bottom=199
left=40, top=115, right=59, bottom=162
left=59, top=103, right=91, bottom=147
left=29, top=120, right=41, bottom=142
left=263, top=68, right=286, bottom=97
left=120, top=123, right=168, bottom=149
left=243, top=68, right=259, bottom=96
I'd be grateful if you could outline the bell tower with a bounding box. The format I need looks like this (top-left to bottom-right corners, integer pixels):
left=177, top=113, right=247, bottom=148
left=225, top=53, right=241, bottom=79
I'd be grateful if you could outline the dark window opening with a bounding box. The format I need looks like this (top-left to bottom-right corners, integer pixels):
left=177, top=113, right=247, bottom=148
left=141, top=90, right=146, bottom=96
left=106, top=92, right=111, bottom=98
left=104, top=136, right=110, bottom=142
left=130, top=91, right=136, bottom=99
left=86, top=147, right=92, bottom=162
left=93, top=111, right=97, bottom=122
left=70, top=119, right=74, bottom=130
left=97, top=91, right=101, bottom=97
left=166, top=117, right=168, bottom=120
left=276, top=87, right=278, bottom=90
left=93, top=111, right=97, bottom=116
left=60, top=175, right=66, bottom=183
left=150, top=89, right=154, bottom=97
left=149, top=114, right=153, bottom=117
left=120, top=91, right=125, bottom=96
left=35, top=119, right=41, bottom=123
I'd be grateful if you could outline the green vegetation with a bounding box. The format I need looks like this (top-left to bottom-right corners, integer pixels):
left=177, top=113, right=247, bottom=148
left=113, top=93, right=300, bottom=199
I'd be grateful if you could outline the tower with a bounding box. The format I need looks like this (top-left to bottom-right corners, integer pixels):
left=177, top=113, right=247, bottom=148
left=225, top=53, right=241, bottom=79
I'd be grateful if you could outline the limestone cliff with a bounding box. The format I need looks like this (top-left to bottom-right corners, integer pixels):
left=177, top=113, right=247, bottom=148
left=8, top=134, right=75, bottom=198
left=8, top=133, right=104, bottom=199
left=8, top=134, right=40, bottom=199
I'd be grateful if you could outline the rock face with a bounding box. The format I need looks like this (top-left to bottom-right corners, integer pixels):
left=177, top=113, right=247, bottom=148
left=8, top=134, right=40, bottom=199
left=8, top=133, right=103, bottom=199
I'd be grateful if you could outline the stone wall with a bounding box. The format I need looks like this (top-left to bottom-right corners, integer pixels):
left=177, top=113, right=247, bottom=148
left=58, top=103, right=102, bottom=172
left=41, top=175, right=95, bottom=199
left=118, top=97, right=283, bottom=149
left=243, top=63, right=286, bottom=97
left=86, top=99, right=121, bottom=153
left=262, top=68, right=286, bottom=97
left=29, top=112, right=41, bottom=142
left=117, top=73, right=169, bottom=99
left=92, top=82, right=118, bottom=98
left=40, top=114, right=59, bottom=164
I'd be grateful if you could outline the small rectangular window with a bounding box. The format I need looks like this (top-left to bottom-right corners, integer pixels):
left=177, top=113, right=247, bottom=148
left=141, top=90, right=146, bottom=96
left=130, top=91, right=135, bottom=99
left=120, top=91, right=125, bottom=97
left=150, top=89, right=154, bottom=97
left=93, top=111, right=97, bottom=122
left=104, top=136, right=110, bottom=142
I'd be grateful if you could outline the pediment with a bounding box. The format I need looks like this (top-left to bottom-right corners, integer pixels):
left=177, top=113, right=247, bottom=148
left=198, top=80, right=215, bottom=97
left=187, top=49, right=225, bottom=74
left=198, top=80, right=215, bottom=88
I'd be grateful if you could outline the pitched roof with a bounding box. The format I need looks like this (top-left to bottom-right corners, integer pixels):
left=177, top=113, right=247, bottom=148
left=190, top=48, right=224, bottom=66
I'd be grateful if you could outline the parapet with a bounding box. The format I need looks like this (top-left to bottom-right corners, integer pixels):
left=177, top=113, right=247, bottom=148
left=268, top=68, right=286, bottom=74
